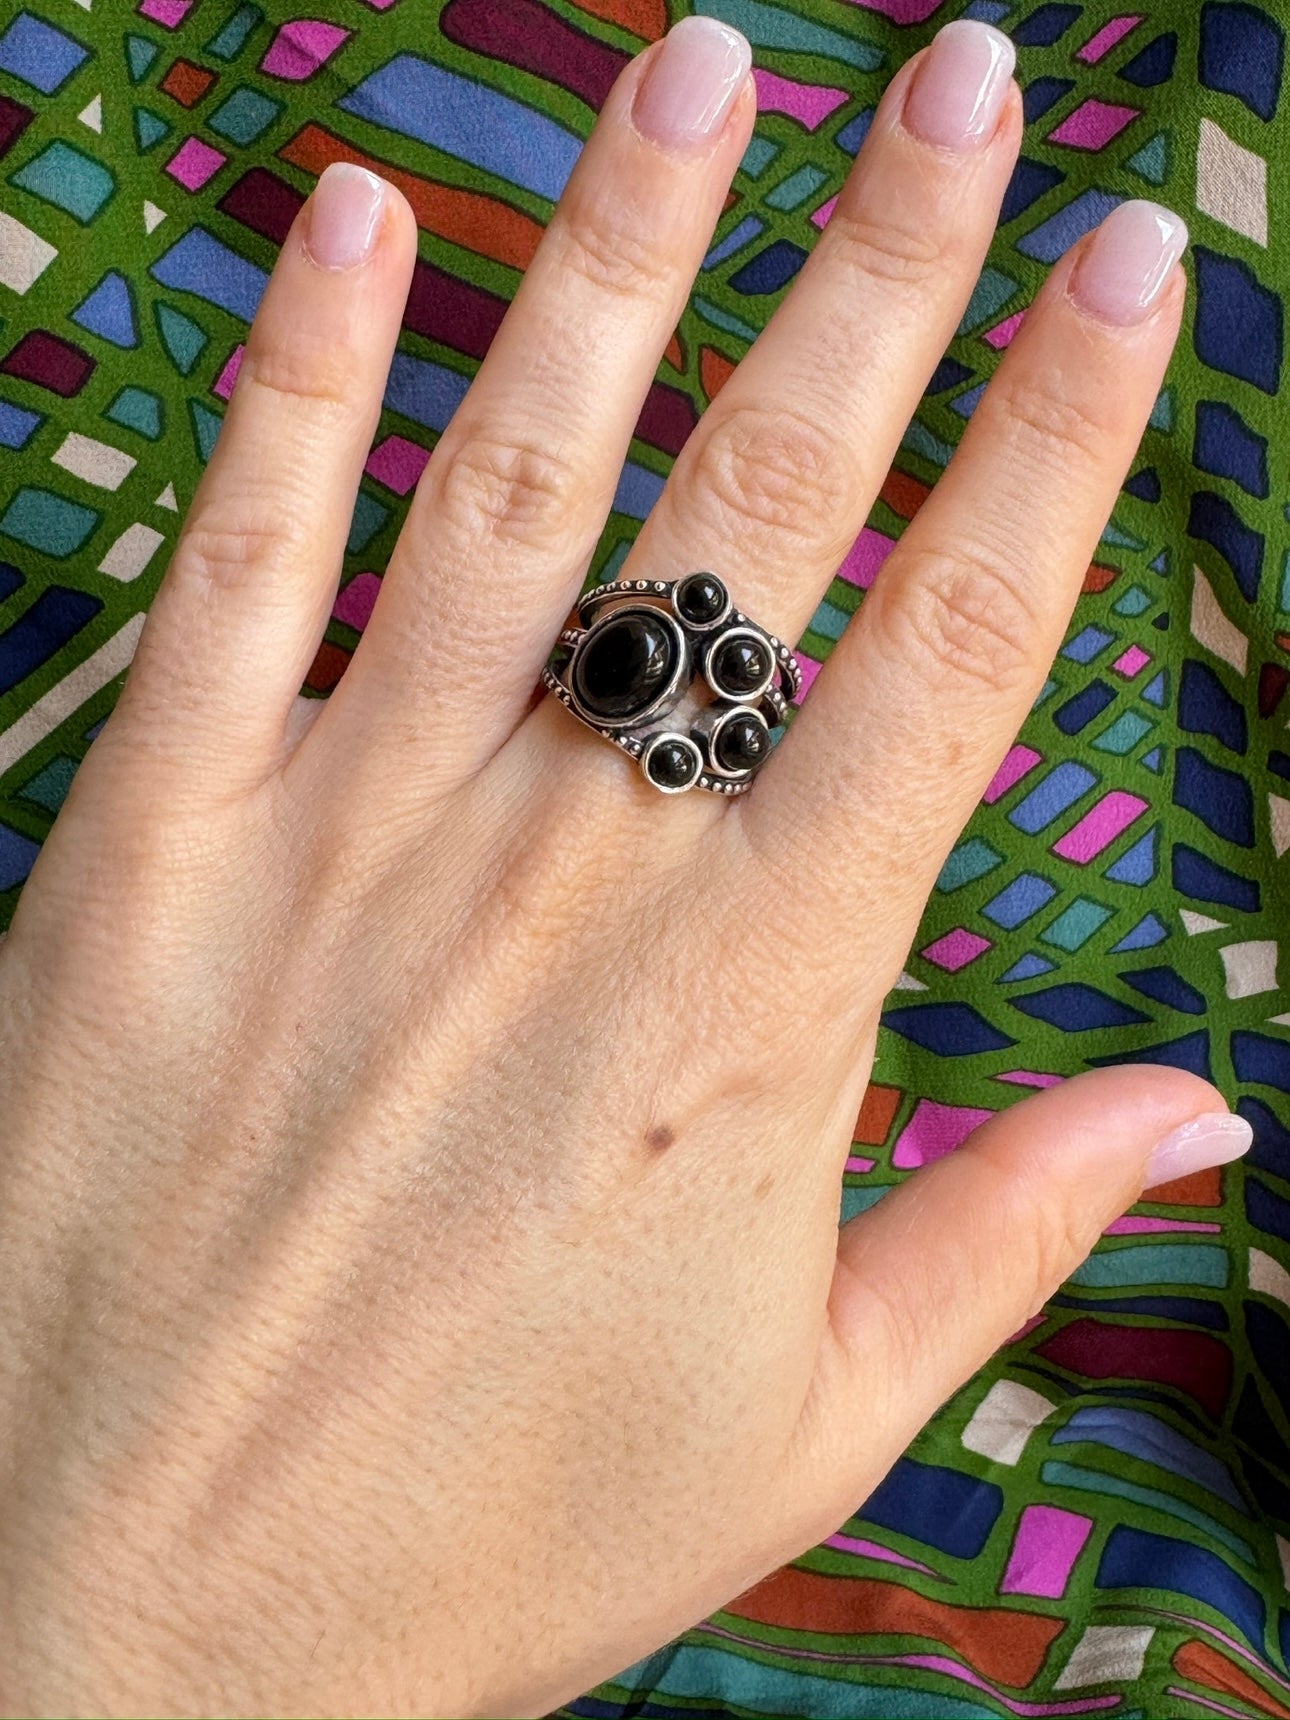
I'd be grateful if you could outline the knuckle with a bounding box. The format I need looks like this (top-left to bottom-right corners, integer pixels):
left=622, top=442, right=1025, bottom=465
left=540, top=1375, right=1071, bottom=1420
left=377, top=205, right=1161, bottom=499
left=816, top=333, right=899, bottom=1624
left=429, top=430, right=584, bottom=554
left=825, top=205, right=947, bottom=289
left=237, top=337, right=360, bottom=417
left=891, top=542, right=1040, bottom=695
left=176, top=500, right=313, bottom=593
left=556, top=202, right=676, bottom=307
left=991, top=379, right=1112, bottom=472
left=688, top=404, right=855, bottom=548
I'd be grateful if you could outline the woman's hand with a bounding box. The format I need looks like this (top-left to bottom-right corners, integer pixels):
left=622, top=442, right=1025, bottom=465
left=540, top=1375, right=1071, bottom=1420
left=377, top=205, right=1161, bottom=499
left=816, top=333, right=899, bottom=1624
left=0, top=18, right=1250, bottom=1717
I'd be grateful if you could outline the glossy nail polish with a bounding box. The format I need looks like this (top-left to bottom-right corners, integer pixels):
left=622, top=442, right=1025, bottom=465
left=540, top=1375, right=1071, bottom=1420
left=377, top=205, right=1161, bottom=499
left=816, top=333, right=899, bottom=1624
left=903, top=20, right=1015, bottom=152
left=1142, top=1112, right=1253, bottom=1191
left=1069, top=199, right=1189, bottom=326
left=632, top=16, right=752, bottom=149
left=305, top=162, right=387, bottom=270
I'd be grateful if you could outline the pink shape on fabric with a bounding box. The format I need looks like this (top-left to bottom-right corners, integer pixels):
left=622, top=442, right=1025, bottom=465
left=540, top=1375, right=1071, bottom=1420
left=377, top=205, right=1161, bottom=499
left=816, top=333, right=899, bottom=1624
left=1077, top=15, right=1143, bottom=62
left=752, top=68, right=850, bottom=131
left=166, top=136, right=227, bottom=191
left=892, top=1099, right=995, bottom=1169
left=1052, top=790, right=1148, bottom=863
left=138, top=0, right=194, bottom=25
left=212, top=344, right=243, bottom=400
left=983, top=744, right=1042, bottom=804
left=844, top=1154, right=876, bottom=1174
left=824, top=1533, right=938, bottom=1574
left=1106, top=1216, right=1222, bottom=1234
left=1049, top=98, right=1141, bottom=150
left=333, top=571, right=382, bottom=632
left=812, top=194, right=839, bottom=230
left=795, top=654, right=821, bottom=701
left=1001, top=1505, right=1093, bottom=1599
left=984, top=309, right=1026, bottom=349
left=365, top=434, right=431, bottom=495
left=842, top=0, right=943, bottom=19
left=261, top=20, right=352, bottom=81
left=995, top=1070, right=1065, bottom=1089
left=921, top=928, right=992, bottom=972
left=1114, top=643, right=1152, bottom=677
left=359, top=0, right=403, bottom=7
left=838, top=525, right=895, bottom=590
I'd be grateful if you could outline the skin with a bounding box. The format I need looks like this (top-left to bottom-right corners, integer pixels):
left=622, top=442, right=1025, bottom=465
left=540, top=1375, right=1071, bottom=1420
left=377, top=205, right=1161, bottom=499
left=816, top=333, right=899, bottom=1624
left=0, top=32, right=1228, bottom=1720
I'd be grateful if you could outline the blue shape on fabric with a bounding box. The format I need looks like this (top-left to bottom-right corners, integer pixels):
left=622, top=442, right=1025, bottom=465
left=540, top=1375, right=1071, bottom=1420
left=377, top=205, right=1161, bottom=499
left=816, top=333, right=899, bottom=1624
left=881, top=1003, right=1015, bottom=1056
left=1188, top=492, right=1264, bottom=602
left=382, top=353, right=470, bottom=433
left=1242, top=1097, right=1290, bottom=1179
left=1062, top=625, right=1116, bottom=663
left=1001, top=158, right=1065, bottom=225
left=859, top=1456, right=1003, bottom=1558
left=0, top=401, right=42, bottom=449
left=1097, top=1525, right=1265, bottom=1647
left=1000, top=953, right=1056, bottom=982
left=1233, top=1034, right=1290, bottom=1096
left=729, top=241, right=809, bottom=296
left=1246, top=1175, right=1290, bottom=1245
left=339, top=57, right=583, bottom=204
left=1054, top=680, right=1115, bottom=735
left=703, top=216, right=764, bottom=270
left=1012, top=3, right=1081, bottom=45
left=1199, top=1, right=1284, bottom=120
left=1054, top=1406, right=1246, bottom=1508
left=1193, top=248, right=1283, bottom=396
left=1194, top=402, right=1270, bottom=499
left=1090, top=1031, right=1213, bottom=1079
left=1112, top=913, right=1169, bottom=951
left=1119, top=32, right=1177, bottom=86
left=0, top=824, right=40, bottom=893
left=613, top=462, right=665, bottom=522
left=928, top=357, right=974, bottom=394
left=1175, top=747, right=1256, bottom=848
left=0, top=11, right=88, bottom=94
left=71, top=272, right=139, bottom=349
left=0, top=564, right=22, bottom=603
left=1009, top=761, right=1096, bottom=833
left=1123, top=466, right=1162, bottom=502
left=1106, top=828, right=1159, bottom=887
left=0, top=585, right=101, bottom=697
left=149, top=228, right=268, bottom=324
left=1017, top=188, right=1122, bottom=263
left=1245, top=1302, right=1290, bottom=1430
left=1142, top=672, right=1167, bottom=708
left=834, top=108, right=874, bottom=155
left=949, top=383, right=986, bottom=419
left=1022, top=76, right=1075, bottom=121
left=1178, top=660, right=1248, bottom=755
left=1270, top=751, right=1290, bottom=784
left=984, top=872, right=1058, bottom=930
left=1172, top=844, right=1260, bottom=914
left=1050, top=1292, right=1229, bottom=1331
left=1120, top=965, right=1207, bottom=1016
left=1010, top=983, right=1149, bottom=1032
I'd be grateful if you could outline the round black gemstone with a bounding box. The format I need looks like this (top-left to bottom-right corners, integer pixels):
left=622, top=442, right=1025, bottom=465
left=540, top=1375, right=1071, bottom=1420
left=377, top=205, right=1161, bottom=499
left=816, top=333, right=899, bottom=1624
left=646, top=738, right=698, bottom=788
left=710, top=634, right=769, bottom=696
left=675, top=572, right=727, bottom=626
left=715, top=713, right=769, bottom=774
left=573, top=609, right=678, bottom=720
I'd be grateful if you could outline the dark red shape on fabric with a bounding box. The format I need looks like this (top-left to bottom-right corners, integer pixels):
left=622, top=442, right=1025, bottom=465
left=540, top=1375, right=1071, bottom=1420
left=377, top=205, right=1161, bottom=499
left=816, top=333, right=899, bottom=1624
left=1036, top=1317, right=1231, bottom=1419
left=440, top=0, right=630, bottom=111
left=1, top=331, right=95, bottom=397
left=1259, top=661, right=1289, bottom=719
left=404, top=260, right=507, bottom=360
left=306, top=642, right=350, bottom=693
left=218, top=167, right=305, bottom=246
left=0, top=95, right=34, bottom=159
left=635, top=382, right=698, bottom=458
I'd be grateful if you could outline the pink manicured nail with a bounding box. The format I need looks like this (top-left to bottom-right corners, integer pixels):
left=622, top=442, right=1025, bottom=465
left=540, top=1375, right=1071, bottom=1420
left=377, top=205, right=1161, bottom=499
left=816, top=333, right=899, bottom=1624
left=1069, top=200, right=1188, bottom=326
left=903, top=20, right=1015, bottom=151
left=1142, top=1113, right=1253, bottom=1190
left=632, top=16, right=751, bottom=149
left=304, top=162, right=387, bottom=270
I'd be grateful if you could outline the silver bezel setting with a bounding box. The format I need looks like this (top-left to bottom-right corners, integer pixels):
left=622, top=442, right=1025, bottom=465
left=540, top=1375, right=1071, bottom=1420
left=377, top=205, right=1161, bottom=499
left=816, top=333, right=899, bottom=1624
left=671, top=572, right=732, bottom=632
left=706, top=704, right=771, bottom=779
left=702, top=625, right=776, bottom=703
left=640, top=731, right=703, bottom=794
left=567, top=604, right=689, bottom=731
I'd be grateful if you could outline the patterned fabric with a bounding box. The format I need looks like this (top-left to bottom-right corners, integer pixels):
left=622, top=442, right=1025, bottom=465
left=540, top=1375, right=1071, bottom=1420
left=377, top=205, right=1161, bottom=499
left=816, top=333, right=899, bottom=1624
left=1, top=0, right=1288, bottom=1713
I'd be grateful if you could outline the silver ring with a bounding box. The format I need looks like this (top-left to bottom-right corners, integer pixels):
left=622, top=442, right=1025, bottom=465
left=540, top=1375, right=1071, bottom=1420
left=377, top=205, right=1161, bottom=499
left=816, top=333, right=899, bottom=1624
left=541, top=573, right=801, bottom=795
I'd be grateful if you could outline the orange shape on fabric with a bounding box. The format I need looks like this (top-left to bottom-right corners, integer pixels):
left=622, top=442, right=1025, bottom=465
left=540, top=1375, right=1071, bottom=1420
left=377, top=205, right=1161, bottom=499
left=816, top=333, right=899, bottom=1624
left=1173, top=1640, right=1290, bottom=1718
left=699, top=346, right=736, bottom=403
left=1082, top=561, right=1119, bottom=593
left=879, top=466, right=929, bottom=521
left=566, top=0, right=668, bottom=39
left=853, top=1082, right=902, bottom=1146
left=663, top=331, right=685, bottom=375
left=161, top=59, right=217, bottom=107
left=724, top=1566, right=1063, bottom=1689
left=281, top=126, right=545, bottom=272
left=1149, top=1164, right=1223, bottom=1206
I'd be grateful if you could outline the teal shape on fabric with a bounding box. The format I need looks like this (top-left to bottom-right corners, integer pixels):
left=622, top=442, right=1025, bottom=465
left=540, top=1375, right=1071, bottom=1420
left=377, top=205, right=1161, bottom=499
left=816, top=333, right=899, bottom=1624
left=105, top=386, right=164, bottom=440
left=155, top=302, right=208, bottom=375
left=740, top=135, right=779, bottom=178
left=694, top=297, right=759, bottom=342
left=0, top=487, right=100, bottom=558
left=189, top=401, right=223, bottom=463
left=1042, top=898, right=1113, bottom=951
left=125, top=33, right=158, bottom=83
left=808, top=596, right=850, bottom=642
left=205, top=3, right=263, bottom=60
left=959, top=266, right=1018, bottom=334
left=1150, top=387, right=1175, bottom=431
left=1279, top=548, right=1290, bottom=612
left=11, top=140, right=115, bottom=224
left=1127, top=131, right=1169, bottom=185
left=1112, top=912, right=1169, bottom=951
left=617, top=1647, right=999, bottom=1718
left=133, top=107, right=170, bottom=152
left=18, top=755, right=77, bottom=814
left=1070, top=1243, right=1229, bottom=1290
left=901, top=420, right=954, bottom=467
left=1102, top=518, right=1149, bottom=551
left=346, top=492, right=389, bottom=556
left=841, top=1184, right=890, bottom=1221
left=1095, top=710, right=1155, bottom=753
left=1115, top=584, right=1153, bottom=616
left=938, top=838, right=1003, bottom=892
left=1039, top=1461, right=1254, bottom=1566
left=692, top=0, right=883, bottom=69
left=208, top=86, right=283, bottom=145
left=766, top=164, right=830, bottom=211
left=72, top=272, right=139, bottom=349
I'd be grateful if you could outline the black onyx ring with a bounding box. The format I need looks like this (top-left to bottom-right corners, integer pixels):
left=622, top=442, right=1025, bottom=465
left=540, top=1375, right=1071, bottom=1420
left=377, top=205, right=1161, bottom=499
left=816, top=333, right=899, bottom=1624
left=541, top=573, right=802, bottom=795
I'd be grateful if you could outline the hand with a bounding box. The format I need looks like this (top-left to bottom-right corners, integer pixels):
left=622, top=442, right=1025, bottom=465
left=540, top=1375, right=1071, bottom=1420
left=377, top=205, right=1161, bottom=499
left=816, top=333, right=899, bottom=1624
left=0, top=17, right=1250, bottom=1717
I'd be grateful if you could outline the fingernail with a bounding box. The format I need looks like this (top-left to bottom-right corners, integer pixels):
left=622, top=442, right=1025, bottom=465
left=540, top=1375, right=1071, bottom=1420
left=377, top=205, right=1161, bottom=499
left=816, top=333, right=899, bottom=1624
left=304, top=162, right=387, bottom=271
left=1143, top=1112, right=1253, bottom=1191
left=1068, top=200, right=1188, bottom=326
left=903, top=20, right=1015, bottom=151
left=632, top=16, right=752, bottom=149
